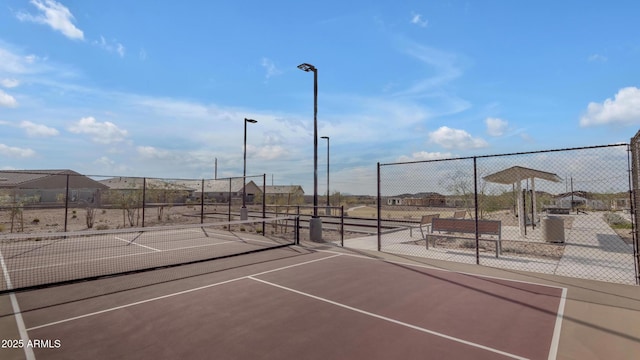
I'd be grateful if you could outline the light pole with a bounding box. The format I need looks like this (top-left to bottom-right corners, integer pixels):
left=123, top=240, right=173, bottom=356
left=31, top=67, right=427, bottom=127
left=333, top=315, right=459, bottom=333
left=241, top=118, right=257, bottom=220
left=321, top=136, right=330, bottom=215
left=298, top=62, right=322, bottom=241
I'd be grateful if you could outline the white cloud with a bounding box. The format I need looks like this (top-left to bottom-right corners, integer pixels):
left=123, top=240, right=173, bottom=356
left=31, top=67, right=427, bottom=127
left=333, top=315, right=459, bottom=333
left=428, top=126, right=488, bottom=150
left=0, top=144, right=36, bottom=158
left=1, top=79, right=20, bottom=88
left=0, top=90, right=18, bottom=108
left=95, top=36, right=126, bottom=58
left=397, top=151, right=453, bottom=162
left=588, top=54, right=607, bottom=63
left=485, top=117, right=508, bottom=136
left=580, top=87, right=640, bottom=127
left=19, top=120, right=60, bottom=137
left=137, top=146, right=170, bottom=159
left=16, top=0, right=84, bottom=40
left=395, top=41, right=465, bottom=98
left=68, top=116, right=128, bottom=144
left=261, top=58, right=282, bottom=80
left=410, top=12, right=428, bottom=27
left=252, top=144, right=286, bottom=160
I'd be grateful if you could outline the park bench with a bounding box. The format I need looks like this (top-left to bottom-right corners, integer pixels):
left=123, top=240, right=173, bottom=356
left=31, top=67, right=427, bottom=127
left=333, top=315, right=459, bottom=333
left=418, top=214, right=440, bottom=238
left=451, top=210, right=466, bottom=219
left=425, top=217, right=502, bottom=257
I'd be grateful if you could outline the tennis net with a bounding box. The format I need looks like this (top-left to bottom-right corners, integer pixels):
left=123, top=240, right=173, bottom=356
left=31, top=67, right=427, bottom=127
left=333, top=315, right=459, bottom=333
left=0, top=216, right=299, bottom=293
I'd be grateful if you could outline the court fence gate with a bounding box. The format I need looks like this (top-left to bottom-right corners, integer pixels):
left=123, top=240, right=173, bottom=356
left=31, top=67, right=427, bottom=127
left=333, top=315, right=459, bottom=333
left=377, top=141, right=639, bottom=285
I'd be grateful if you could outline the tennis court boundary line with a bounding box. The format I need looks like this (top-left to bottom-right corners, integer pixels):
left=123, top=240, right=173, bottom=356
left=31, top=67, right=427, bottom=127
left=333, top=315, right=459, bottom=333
left=249, top=276, right=528, bottom=360
left=317, top=248, right=567, bottom=359
left=26, top=253, right=342, bottom=331
left=0, top=248, right=36, bottom=360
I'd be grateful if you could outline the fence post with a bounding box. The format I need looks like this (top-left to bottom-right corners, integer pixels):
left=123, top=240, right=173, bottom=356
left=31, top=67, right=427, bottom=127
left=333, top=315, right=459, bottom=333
left=64, top=173, right=70, bottom=232
left=377, top=162, right=381, bottom=252
left=473, top=157, right=479, bottom=265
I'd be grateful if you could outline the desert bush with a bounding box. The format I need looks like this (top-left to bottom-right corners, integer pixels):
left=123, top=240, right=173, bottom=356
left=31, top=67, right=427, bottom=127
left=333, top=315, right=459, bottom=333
left=604, top=212, right=633, bottom=229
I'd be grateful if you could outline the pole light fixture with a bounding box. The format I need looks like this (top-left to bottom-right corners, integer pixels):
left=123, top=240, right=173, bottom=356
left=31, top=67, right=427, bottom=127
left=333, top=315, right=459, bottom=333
left=241, top=118, right=257, bottom=220
left=298, top=62, right=322, bottom=241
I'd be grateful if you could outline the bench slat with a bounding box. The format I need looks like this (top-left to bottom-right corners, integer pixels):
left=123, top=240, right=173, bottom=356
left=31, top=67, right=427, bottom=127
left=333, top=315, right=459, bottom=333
left=432, top=218, right=500, bottom=236
left=428, top=217, right=502, bottom=258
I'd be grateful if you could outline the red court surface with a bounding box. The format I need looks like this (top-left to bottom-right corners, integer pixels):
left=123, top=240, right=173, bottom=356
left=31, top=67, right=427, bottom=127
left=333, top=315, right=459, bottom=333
left=1, top=244, right=639, bottom=360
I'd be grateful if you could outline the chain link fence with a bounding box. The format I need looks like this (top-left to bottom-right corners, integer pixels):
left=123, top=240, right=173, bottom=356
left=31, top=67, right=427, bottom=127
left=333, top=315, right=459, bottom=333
left=378, top=143, right=638, bottom=285
left=0, top=172, right=275, bottom=234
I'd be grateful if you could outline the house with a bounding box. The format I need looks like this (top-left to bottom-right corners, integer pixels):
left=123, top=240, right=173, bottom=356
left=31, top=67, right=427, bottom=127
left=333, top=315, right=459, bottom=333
left=553, top=191, right=607, bottom=211
left=176, top=178, right=263, bottom=204
left=387, top=198, right=402, bottom=205
left=264, top=185, right=305, bottom=205
left=0, top=169, right=108, bottom=206
left=386, top=193, right=446, bottom=207
left=99, top=177, right=194, bottom=205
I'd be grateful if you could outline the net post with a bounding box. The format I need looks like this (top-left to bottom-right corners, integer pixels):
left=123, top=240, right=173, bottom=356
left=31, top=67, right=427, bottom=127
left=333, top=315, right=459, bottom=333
left=200, top=179, right=205, bottom=224
left=295, top=216, right=300, bottom=245
left=341, top=205, right=344, bottom=247
left=142, top=177, right=146, bottom=227
left=228, top=178, right=232, bottom=222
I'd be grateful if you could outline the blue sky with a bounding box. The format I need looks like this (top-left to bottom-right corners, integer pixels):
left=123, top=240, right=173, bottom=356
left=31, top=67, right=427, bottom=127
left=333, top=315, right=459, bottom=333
left=1, top=1, right=639, bottom=195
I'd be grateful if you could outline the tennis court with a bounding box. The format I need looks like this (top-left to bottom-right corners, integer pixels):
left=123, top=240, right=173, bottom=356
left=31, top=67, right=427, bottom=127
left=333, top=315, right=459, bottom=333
left=1, top=220, right=640, bottom=359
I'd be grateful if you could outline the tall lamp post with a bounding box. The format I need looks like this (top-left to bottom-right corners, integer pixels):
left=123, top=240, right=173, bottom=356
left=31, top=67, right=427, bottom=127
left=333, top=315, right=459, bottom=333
left=298, top=62, right=322, bottom=241
left=321, top=136, right=330, bottom=215
left=241, top=118, right=258, bottom=220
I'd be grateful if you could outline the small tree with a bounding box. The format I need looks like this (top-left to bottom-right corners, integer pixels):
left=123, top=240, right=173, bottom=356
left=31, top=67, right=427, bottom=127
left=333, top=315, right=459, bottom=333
left=146, top=181, right=182, bottom=222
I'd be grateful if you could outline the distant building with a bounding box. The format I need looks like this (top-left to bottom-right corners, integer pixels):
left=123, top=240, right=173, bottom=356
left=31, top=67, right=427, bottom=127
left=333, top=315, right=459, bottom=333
left=264, top=185, right=305, bottom=204
left=99, top=177, right=194, bottom=204
left=553, top=191, right=607, bottom=210
left=386, top=193, right=446, bottom=207
left=0, top=169, right=108, bottom=206
left=176, top=178, right=262, bottom=204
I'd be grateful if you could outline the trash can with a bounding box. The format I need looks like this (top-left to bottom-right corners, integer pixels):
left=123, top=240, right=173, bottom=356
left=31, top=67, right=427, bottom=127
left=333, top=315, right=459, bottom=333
left=541, top=216, right=565, bottom=243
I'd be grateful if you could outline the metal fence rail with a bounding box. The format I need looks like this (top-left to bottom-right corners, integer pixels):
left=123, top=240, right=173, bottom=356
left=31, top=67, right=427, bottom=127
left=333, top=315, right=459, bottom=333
left=378, top=142, right=638, bottom=285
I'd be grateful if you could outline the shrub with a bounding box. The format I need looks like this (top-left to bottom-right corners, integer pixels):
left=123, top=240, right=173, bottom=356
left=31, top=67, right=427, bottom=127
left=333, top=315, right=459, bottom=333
left=604, top=212, right=633, bottom=229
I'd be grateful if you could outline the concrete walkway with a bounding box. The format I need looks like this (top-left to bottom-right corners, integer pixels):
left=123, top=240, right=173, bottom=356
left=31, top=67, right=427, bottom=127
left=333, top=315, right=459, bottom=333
left=554, top=212, right=636, bottom=284
left=339, top=213, right=638, bottom=285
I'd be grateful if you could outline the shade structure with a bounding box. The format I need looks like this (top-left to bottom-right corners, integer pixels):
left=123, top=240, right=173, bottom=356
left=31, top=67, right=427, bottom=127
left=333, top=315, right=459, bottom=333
left=483, top=166, right=562, bottom=185
left=483, top=166, right=562, bottom=236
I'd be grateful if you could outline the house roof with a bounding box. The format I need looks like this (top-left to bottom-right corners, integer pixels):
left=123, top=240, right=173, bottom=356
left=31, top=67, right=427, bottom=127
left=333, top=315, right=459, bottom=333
left=100, top=177, right=193, bottom=191
left=175, top=178, right=260, bottom=193
left=0, top=170, right=75, bottom=187
left=264, top=185, right=304, bottom=195
left=0, top=170, right=108, bottom=190
left=483, top=166, right=562, bottom=185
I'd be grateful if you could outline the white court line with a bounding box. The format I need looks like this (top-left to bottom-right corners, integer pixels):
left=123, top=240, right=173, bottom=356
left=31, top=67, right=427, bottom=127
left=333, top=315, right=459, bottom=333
left=114, top=236, right=161, bottom=252
left=249, top=276, right=529, bottom=360
left=317, top=248, right=567, bottom=359
left=0, top=248, right=36, bottom=360
left=548, top=288, right=567, bottom=360
left=26, top=253, right=341, bottom=331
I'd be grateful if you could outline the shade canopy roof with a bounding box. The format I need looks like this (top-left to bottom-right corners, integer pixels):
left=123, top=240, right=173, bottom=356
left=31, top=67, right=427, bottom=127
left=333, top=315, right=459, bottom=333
left=483, top=166, right=562, bottom=185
